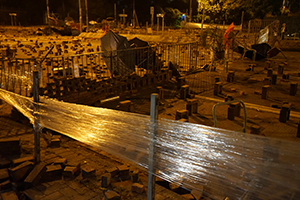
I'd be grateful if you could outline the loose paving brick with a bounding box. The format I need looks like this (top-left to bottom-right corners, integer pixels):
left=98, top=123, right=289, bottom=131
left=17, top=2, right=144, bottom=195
left=10, top=161, right=34, bottom=182
left=44, top=164, right=62, bottom=182
left=105, top=167, right=118, bottom=177
left=0, top=179, right=11, bottom=190
left=24, top=162, right=47, bottom=186
left=131, top=183, right=144, bottom=193
left=12, top=155, right=35, bottom=167
left=104, top=190, right=121, bottom=200
left=0, top=158, right=11, bottom=169
left=0, top=190, right=19, bottom=200
left=101, top=173, right=111, bottom=188
left=0, top=168, right=9, bottom=182
left=81, top=165, right=96, bottom=179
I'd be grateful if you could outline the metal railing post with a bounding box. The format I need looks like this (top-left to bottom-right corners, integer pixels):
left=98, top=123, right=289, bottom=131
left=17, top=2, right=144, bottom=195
left=33, top=71, right=40, bottom=163
left=148, top=93, right=159, bottom=200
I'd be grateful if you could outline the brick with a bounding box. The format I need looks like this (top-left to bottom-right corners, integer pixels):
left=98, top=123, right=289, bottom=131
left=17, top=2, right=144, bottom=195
left=261, top=85, right=270, bottom=99
left=131, top=183, right=144, bottom=193
left=0, top=138, right=20, bottom=157
left=227, top=71, right=235, bottom=83
left=9, top=161, right=34, bottom=182
left=0, top=158, right=11, bottom=169
left=104, top=190, right=121, bottom=200
left=12, top=155, right=34, bottom=167
left=117, top=165, right=129, bottom=176
left=191, top=186, right=204, bottom=200
left=290, top=82, right=298, bottom=96
left=101, top=173, right=111, bottom=188
left=278, top=64, right=284, bottom=74
left=82, top=165, right=96, bottom=179
left=0, top=168, right=9, bottom=182
left=186, top=99, right=198, bottom=115
left=180, top=85, right=189, bottom=99
left=24, top=162, right=47, bottom=186
left=131, top=170, right=139, bottom=183
left=50, top=138, right=61, bottom=147
left=267, top=68, right=273, bottom=77
left=250, top=125, right=261, bottom=135
left=271, top=74, right=277, bottom=85
left=105, top=167, right=118, bottom=177
left=63, top=166, right=81, bottom=178
left=214, top=82, right=222, bottom=95
left=176, top=110, right=189, bottom=120
left=44, top=164, right=62, bottom=182
left=181, top=194, right=195, bottom=200
left=0, top=191, right=19, bottom=200
left=0, top=180, right=11, bottom=190
left=227, top=107, right=235, bottom=120
left=53, top=158, right=67, bottom=168
left=169, top=182, right=181, bottom=191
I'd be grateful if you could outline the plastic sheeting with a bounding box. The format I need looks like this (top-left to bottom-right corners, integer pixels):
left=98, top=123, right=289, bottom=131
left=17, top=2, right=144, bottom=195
left=1, top=88, right=300, bottom=199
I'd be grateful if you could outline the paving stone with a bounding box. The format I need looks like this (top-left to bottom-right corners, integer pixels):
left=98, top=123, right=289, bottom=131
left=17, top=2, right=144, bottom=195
left=105, top=167, right=118, bottom=177
left=44, top=164, right=62, bottom=182
left=24, top=162, right=47, bottom=186
left=131, top=183, right=144, bottom=193
left=9, top=161, right=34, bottom=182
left=57, top=186, right=78, bottom=197
left=39, top=191, right=64, bottom=200
left=63, top=166, right=80, bottom=178
left=191, top=185, right=204, bottom=200
left=104, top=190, right=121, bottom=200
left=81, top=165, right=96, bottom=179
left=12, top=155, right=34, bottom=167
left=169, top=182, right=181, bottom=191
left=181, top=193, right=195, bottom=200
left=53, top=158, right=67, bottom=168
left=0, top=168, right=9, bottom=182
left=131, top=170, right=139, bottom=183
left=0, top=158, right=11, bottom=169
left=0, top=179, right=11, bottom=190
left=0, top=190, right=19, bottom=200
left=24, top=187, right=46, bottom=200
left=101, top=173, right=111, bottom=188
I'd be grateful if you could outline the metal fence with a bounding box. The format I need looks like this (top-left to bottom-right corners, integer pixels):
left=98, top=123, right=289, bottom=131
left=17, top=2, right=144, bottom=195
left=0, top=42, right=213, bottom=97
left=155, top=42, right=211, bottom=75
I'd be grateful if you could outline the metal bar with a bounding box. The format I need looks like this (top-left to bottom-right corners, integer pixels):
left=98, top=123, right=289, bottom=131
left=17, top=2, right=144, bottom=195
left=212, top=100, right=247, bottom=133
left=33, top=71, right=40, bottom=163
left=147, top=93, right=159, bottom=200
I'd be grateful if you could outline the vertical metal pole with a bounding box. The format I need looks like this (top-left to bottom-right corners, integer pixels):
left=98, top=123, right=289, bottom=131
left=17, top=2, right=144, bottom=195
left=200, top=5, right=205, bottom=35
left=189, top=0, right=192, bottom=22
left=148, top=93, right=159, bottom=200
left=85, top=0, right=88, bottom=32
left=157, top=17, right=159, bottom=33
left=114, top=3, right=117, bottom=22
left=46, top=0, right=50, bottom=26
left=33, top=71, right=40, bottom=164
left=162, top=17, right=164, bottom=35
left=240, top=11, right=244, bottom=32
left=79, top=0, right=82, bottom=32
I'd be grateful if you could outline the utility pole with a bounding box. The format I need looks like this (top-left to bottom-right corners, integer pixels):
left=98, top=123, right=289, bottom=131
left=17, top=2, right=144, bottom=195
left=189, top=0, right=192, bottom=22
left=78, top=0, right=82, bottom=32
left=85, top=0, right=88, bottom=32
left=46, top=0, right=50, bottom=26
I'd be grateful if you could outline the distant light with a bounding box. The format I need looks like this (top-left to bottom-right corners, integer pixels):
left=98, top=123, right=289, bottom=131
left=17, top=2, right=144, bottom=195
left=182, top=14, right=185, bottom=21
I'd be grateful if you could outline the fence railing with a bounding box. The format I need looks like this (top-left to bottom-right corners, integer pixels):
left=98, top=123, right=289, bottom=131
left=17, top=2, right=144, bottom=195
left=0, top=42, right=213, bottom=97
